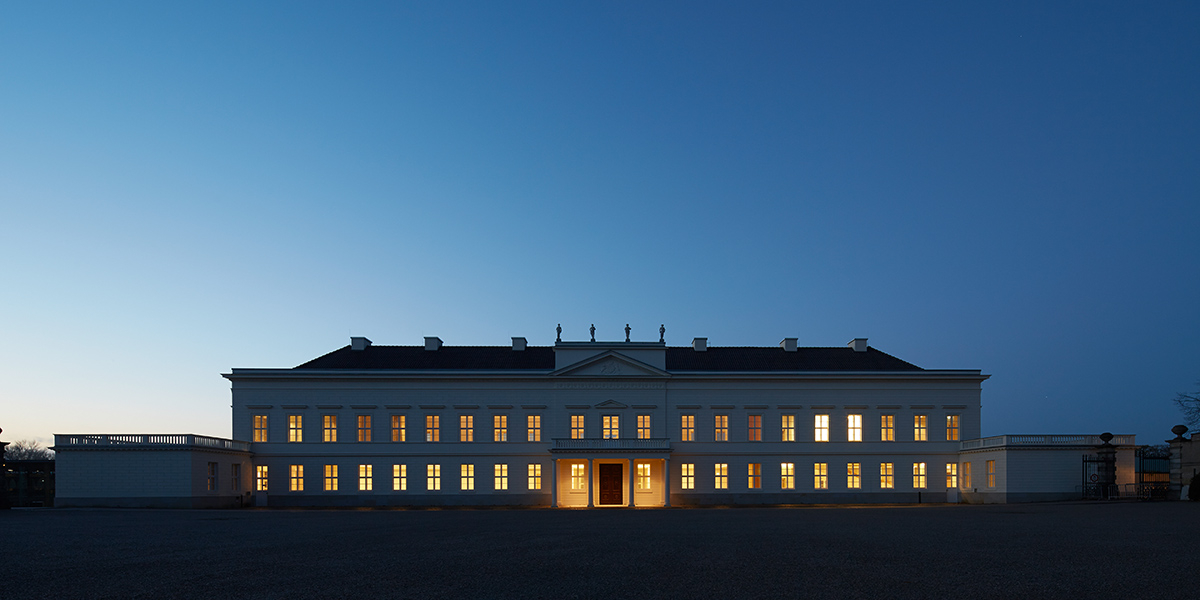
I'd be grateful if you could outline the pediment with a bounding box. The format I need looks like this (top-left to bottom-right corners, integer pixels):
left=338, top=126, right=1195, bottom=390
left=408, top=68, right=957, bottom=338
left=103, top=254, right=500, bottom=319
left=594, top=399, right=628, bottom=409
left=551, top=351, right=670, bottom=378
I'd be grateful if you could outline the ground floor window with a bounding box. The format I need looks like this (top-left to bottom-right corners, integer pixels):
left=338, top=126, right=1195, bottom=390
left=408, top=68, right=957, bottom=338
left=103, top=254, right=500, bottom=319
left=814, top=463, right=828, bottom=490
left=207, top=463, right=217, bottom=491
left=636, top=463, right=651, bottom=490
left=393, top=464, right=406, bottom=491
left=231, top=463, right=241, bottom=491
left=715, top=463, right=728, bottom=490
left=290, top=464, right=304, bottom=491
left=570, top=464, right=586, bottom=490
left=880, top=463, right=894, bottom=489
left=986, top=460, right=996, bottom=488
left=962, top=462, right=972, bottom=488
left=912, top=462, right=927, bottom=489
left=846, top=462, right=861, bottom=489
left=359, top=464, right=373, bottom=491
left=748, top=463, right=761, bottom=489
left=781, top=462, right=795, bottom=489
left=461, top=464, right=475, bottom=491
left=324, top=465, right=338, bottom=491
left=528, top=464, right=541, bottom=490
left=494, top=464, right=508, bottom=490
left=945, top=463, right=957, bottom=488
left=427, top=464, right=441, bottom=491
left=681, top=463, right=695, bottom=490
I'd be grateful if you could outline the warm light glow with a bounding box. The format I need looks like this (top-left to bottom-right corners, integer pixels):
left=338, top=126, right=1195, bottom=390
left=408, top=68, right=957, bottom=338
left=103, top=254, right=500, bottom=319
left=392, top=415, right=405, bottom=442
left=637, top=415, right=651, bottom=439
left=880, top=462, right=894, bottom=489
left=814, top=414, right=829, bottom=442
left=636, top=463, right=651, bottom=490
left=681, top=463, right=695, bottom=490
left=681, top=415, right=695, bottom=441
left=748, top=463, right=761, bottom=489
left=847, top=414, right=862, bottom=442
left=714, top=415, right=729, bottom=442
left=748, top=415, right=762, bottom=441
left=912, top=462, right=927, bottom=489
left=527, top=463, right=541, bottom=490
left=323, top=415, right=337, bottom=442
left=290, top=464, right=303, bottom=491
left=426, top=415, right=440, bottom=442
left=427, top=464, right=441, bottom=490
left=207, top=462, right=217, bottom=491
left=602, top=415, right=619, bottom=439
left=962, top=462, right=972, bottom=488
left=494, top=463, right=508, bottom=490
left=847, top=462, right=861, bottom=489
left=460, top=415, right=473, bottom=442
left=288, top=415, right=303, bottom=443
left=781, top=415, right=795, bottom=442
left=570, top=463, right=586, bottom=490
left=358, top=415, right=372, bottom=442
left=494, top=415, right=507, bottom=442
left=914, top=415, right=927, bottom=441
left=253, top=415, right=268, bottom=442
left=946, top=415, right=960, bottom=441
left=814, top=462, right=828, bottom=489
left=359, top=464, right=372, bottom=491
left=986, top=460, right=996, bottom=488
left=527, top=415, right=541, bottom=442
left=393, top=464, right=406, bottom=491
left=945, top=462, right=957, bottom=488
left=714, top=463, right=728, bottom=489
left=571, top=415, right=585, bottom=439
left=781, top=462, right=795, bottom=489
left=324, top=464, right=338, bottom=491
left=881, top=415, right=894, bottom=442
left=461, top=464, right=475, bottom=490
left=256, top=465, right=268, bottom=491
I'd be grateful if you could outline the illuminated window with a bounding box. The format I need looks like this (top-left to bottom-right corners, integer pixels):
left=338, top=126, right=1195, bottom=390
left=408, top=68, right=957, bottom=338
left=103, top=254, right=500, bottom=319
left=494, top=415, right=508, bottom=442
left=847, top=414, right=862, bottom=442
left=571, top=415, right=585, bottom=439
left=914, top=415, right=927, bottom=441
left=207, top=463, right=217, bottom=491
left=359, top=464, right=373, bottom=491
left=392, top=415, right=405, bottom=442
left=781, top=463, right=795, bottom=489
left=357, top=415, right=372, bottom=442
left=986, top=460, right=996, bottom=488
left=781, top=415, right=795, bottom=442
left=494, top=464, right=508, bottom=490
left=748, top=463, right=761, bottom=489
left=814, top=414, right=829, bottom=442
left=253, top=415, right=268, bottom=442
left=460, top=464, right=474, bottom=491
left=681, top=415, right=695, bottom=441
left=880, top=463, right=894, bottom=489
left=324, top=464, right=338, bottom=491
left=912, top=462, right=927, bottom=489
left=459, top=415, right=473, bottom=442
left=323, top=415, right=337, bottom=442
left=393, top=464, right=406, bottom=491
left=847, top=462, right=861, bottom=489
left=527, top=415, right=541, bottom=442
left=528, top=464, right=541, bottom=490
left=748, top=415, right=762, bottom=441
left=962, top=462, right=972, bottom=488
left=289, top=464, right=303, bottom=491
left=945, top=463, right=957, bottom=488
left=881, top=415, right=894, bottom=441
left=636, top=463, right=651, bottom=490
left=602, top=415, right=619, bottom=439
left=715, top=463, right=728, bottom=489
left=427, top=464, right=441, bottom=491
left=637, top=415, right=651, bottom=439
left=426, top=415, right=439, bottom=442
left=714, top=415, right=729, bottom=442
left=255, top=465, right=268, bottom=491
left=814, top=463, right=828, bottom=490
left=946, top=415, right=960, bottom=441
left=681, top=463, right=695, bottom=490
left=288, top=415, right=303, bottom=443
left=570, top=464, right=586, bottom=490
left=231, top=464, right=241, bottom=491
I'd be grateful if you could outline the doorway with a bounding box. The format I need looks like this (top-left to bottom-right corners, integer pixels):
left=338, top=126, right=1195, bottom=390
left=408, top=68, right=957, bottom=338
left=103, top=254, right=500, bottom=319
left=598, top=463, right=623, bottom=505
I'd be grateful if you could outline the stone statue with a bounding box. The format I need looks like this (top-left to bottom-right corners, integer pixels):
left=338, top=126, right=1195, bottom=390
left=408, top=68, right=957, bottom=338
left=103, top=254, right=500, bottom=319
left=556, top=324, right=562, bottom=343
left=659, top=324, right=665, bottom=343
left=590, top=324, right=595, bottom=342
left=625, top=324, right=631, bottom=342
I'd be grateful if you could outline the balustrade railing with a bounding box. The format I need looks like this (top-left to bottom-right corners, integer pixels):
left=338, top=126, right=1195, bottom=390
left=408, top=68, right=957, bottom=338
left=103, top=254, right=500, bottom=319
left=54, top=434, right=250, bottom=452
left=961, top=434, right=1136, bottom=450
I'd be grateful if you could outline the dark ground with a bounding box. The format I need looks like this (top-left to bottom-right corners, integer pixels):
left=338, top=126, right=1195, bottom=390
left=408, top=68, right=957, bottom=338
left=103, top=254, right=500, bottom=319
left=3, top=502, right=1196, bottom=599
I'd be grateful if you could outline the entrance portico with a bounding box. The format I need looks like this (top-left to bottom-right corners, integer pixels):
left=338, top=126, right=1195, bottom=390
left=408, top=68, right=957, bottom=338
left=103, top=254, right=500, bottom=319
left=549, top=439, right=672, bottom=508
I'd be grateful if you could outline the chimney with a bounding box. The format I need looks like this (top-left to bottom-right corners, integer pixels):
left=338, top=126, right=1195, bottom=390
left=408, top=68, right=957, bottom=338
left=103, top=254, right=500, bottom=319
left=849, top=338, right=868, bottom=352
left=350, top=337, right=372, bottom=351
left=780, top=338, right=797, bottom=352
left=511, top=337, right=527, bottom=351
left=424, top=336, right=443, bottom=351
left=692, top=337, right=707, bottom=352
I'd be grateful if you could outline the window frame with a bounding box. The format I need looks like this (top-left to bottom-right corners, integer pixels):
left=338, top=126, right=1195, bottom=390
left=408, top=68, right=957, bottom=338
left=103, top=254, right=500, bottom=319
left=847, top=414, right=862, bottom=442
left=681, top=415, right=695, bottom=442
left=748, top=415, right=762, bottom=442
left=357, top=415, right=372, bottom=442
left=494, top=415, right=508, bottom=442
left=323, top=415, right=337, bottom=443
left=814, top=414, right=829, bottom=442
left=252, top=415, right=268, bottom=443
left=714, top=415, right=729, bottom=442
left=881, top=414, right=895, bottom=442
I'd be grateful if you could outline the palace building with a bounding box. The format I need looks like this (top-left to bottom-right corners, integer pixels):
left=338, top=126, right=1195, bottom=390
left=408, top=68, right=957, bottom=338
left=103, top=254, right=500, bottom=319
left=51, top=330, right=1137, bottom=508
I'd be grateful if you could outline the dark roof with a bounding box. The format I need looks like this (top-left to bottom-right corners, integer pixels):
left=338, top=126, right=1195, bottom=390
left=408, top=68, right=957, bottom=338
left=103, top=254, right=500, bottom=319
left=295, top=345, right=922, bottom=372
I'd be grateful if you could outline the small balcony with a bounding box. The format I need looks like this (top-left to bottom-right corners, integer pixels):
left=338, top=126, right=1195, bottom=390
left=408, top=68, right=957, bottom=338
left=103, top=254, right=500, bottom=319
left=550, top=438, right=672, bottom=452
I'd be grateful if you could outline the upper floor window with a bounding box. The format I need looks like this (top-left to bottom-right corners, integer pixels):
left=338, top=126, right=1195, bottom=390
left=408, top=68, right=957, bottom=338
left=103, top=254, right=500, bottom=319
left=748, top=415, right=762, bottom=442
left=357, top=415, right=371, bottom=442
left=781, top=415, right=795, bottom=442
left=681, top=415, right=695, bottom=441
left=714, top=415, right=729, bottom=442
left=571, top=415, right=585, bottom=439
left=392, top=415, right=405, bottom=442
left=494, top=415, right=508, bottom=442
left=847, top=414, right=862, bottom=442
left=881, top=415, right=895, bottom=441
left=814, top=414, right=829, bottom=442
left=602, top=415, right=619, bottom=439
left=946, top=415, right=960, bottom=441
left=637, top=415, right=651, bottom=439
left=323, top=415, right=337, bottom=442
left=426, top=415, right=440, bottom=442
left=527, top=415, right=541, bottom=442
left=459, top=415, right=473, bottom=442
left=287, top=415, right=303, bottom=443
left=914, top=415, right=928, bottom=441
left=253, top=415, right=268, bottom=442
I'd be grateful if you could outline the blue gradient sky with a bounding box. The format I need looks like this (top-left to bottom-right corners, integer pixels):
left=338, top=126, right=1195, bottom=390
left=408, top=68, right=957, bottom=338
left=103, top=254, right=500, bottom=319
left=2, top=2, right=1197, bottom=446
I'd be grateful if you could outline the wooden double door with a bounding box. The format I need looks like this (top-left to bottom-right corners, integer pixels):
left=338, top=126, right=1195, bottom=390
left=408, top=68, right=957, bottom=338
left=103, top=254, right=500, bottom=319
left=598, top=463, right=623, bottom=505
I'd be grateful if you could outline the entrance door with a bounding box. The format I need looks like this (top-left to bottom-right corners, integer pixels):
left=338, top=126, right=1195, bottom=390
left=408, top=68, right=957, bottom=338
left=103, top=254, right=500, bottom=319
left=598, top=463, right=623, bottom=505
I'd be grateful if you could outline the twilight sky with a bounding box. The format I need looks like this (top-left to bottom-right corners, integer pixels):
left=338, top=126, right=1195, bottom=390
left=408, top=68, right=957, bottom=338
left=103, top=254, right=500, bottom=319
left=2, top=2, right=1197, bottom=446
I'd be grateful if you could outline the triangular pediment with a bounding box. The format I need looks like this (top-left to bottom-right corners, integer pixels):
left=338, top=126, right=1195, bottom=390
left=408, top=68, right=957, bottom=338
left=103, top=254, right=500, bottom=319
left=551, top=350, right=670, bottom=378
left=594, top=399, right=628, bottom=409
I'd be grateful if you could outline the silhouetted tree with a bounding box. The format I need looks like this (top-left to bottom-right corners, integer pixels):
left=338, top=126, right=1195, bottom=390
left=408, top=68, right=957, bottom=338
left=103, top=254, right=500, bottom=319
left=1175, top=383, right=1200, bottom=428
left=5, top=439, right=54, bottom=460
